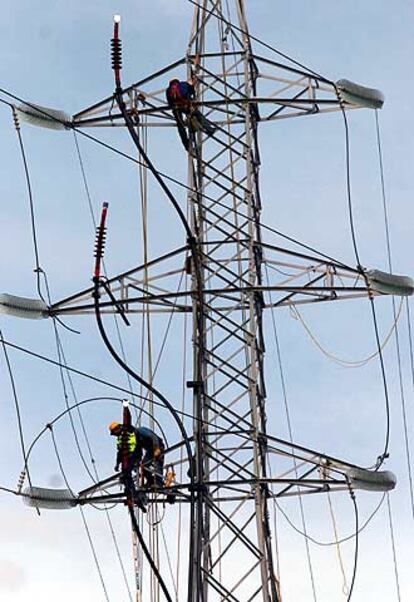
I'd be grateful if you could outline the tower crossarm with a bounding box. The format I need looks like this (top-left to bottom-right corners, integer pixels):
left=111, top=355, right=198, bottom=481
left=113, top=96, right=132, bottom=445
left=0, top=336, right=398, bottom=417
left=49, top=246, right=379, bottom=317
left=71, top=50, right=379, bottom=129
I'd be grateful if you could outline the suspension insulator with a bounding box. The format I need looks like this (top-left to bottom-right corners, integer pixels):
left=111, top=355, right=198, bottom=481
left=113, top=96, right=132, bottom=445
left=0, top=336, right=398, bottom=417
left=0, top=294, right=48, bottom=319
left=23, top=486, right=77, bottom=510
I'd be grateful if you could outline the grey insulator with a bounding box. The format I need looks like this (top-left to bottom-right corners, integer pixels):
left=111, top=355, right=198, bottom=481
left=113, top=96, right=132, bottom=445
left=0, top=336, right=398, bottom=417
left=16, top=102, right=70, bottom=130
left=23, top=486, right=77, bottom=510
left=346, top=468, right=396, bottom=492
left=0, top=294, right=48, bottom=319
left=336, top=79, right=384, bottom=109
left=367, top=270, right=414, bottom=297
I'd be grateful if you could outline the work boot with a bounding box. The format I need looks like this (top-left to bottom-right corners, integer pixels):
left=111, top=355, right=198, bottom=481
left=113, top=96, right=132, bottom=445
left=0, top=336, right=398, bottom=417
left=134, top=490, right=148, bottom=512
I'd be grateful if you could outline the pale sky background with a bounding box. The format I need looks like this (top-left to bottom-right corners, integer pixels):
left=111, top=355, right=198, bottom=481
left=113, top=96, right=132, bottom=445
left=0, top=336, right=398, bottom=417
left=0, top=1, right=413, bottom=601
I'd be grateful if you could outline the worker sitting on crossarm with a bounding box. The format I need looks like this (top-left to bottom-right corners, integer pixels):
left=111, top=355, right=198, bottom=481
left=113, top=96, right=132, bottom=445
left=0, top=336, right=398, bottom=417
left=166, top=73, right=216, bottom=151
left=109, top=422, right=165, bottom=488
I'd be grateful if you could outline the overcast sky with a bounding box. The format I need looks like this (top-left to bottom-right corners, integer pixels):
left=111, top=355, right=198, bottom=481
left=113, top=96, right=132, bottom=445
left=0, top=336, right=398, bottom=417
left=0, top=1, right=413, bottom=601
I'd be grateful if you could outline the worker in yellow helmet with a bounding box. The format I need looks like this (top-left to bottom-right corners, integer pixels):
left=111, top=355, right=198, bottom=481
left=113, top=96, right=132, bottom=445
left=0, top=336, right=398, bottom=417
left=109, top=422, right=165, bottom=488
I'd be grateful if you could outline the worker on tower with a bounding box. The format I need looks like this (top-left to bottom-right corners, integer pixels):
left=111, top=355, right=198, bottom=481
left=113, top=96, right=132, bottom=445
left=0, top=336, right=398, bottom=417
left=166, top=63, right=216, bottom=151
left=109, top=422, right=165, bottom=489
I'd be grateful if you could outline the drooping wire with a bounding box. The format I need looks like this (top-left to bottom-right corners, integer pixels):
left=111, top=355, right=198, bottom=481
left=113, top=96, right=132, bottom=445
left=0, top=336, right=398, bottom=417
left=92, top=200, right=193, bottom=601
left=10, top=109, right=134, bottom=591
left=40, top=256, right=134, bottom=596
left=264, top=265, right=318, bottom=601
left=406, top=300, right=414, bottom=504
left=23, top=397, right=168, bottom=469
left=11, top=107, right=43, bottom=297
left=73, top=130, right=137, bottom=419
left=375, top=109, right=414, bottom=513
left=0, top=335, right=267, bottom=436
left=274, top=489, right=385, bottom=548
left=386, top=492, right=402, bottom=601
left=0, top=329, right=37, bottom=512
left=337, top=99, right=362, bottom=270
left=335, top=91, right=392, bottom=470
left=48, top=424, right=112, bottom=602
left=10, top=103, right=100, bottom=484
left=42, top=271, right=98, bottom=483
left=346, top=487, right=359, bottom=602
left=326, top=490, right=349, bottom=596
left=0, top=91, right=355, bottom=273
left=187, top=0, right=332, bottom=83
left=291, top=297, right=404, bottom=368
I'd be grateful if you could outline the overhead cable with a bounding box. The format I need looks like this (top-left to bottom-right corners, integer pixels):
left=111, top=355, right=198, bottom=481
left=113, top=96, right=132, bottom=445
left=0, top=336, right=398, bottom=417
left=375, top=110, right=414, bottom=515
left=0, top=89, right=353, bottom=271
left=49, top=424, right=111, bottom=602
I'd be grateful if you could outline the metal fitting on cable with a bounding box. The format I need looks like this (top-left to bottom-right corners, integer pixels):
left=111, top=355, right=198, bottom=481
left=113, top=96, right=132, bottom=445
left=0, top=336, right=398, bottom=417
left=11, top=106, right=20, bottom=131
left=17, top=469, right=26, bottom=493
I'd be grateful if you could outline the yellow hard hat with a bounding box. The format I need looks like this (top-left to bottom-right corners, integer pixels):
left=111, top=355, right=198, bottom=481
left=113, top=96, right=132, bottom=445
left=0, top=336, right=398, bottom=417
left=109, top=421, right=120, bottom=433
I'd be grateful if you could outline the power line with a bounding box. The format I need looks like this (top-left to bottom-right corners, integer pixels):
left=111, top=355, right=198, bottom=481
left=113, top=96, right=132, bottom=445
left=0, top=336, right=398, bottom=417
left=0, top=329, right=36, bottom=508
left=265, top=265, right=317, bottom=601
left=375, top=110, right=414, bottom=515
left=346, top=488, right=359, bottom=602
left=0, top=88, right=354, bottom=271
left=336, top=90, right=392, bottom=470
left=49, top=424, right=112, bottom=602
left=187, top=0, right=332, bottom=84
left=386, top=492, right=402, bottom=601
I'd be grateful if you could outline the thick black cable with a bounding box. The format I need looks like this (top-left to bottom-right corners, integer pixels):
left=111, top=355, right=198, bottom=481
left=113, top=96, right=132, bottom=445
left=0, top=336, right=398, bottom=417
left=73, top=130, right=138, bottom=418
left=337, top=99, right=362, bottom=270
left=11, top=102, right=97, bottom=483
left=42, top=271, right=98, bottom=483
left=113, top=50, right=203, bottom=594
left=367, top=298, right=391, bottom=468
left=93, top=277, right=194, bottom=602
left=0, top=336, right=257, bottom=436
left=0, top=90, right=353, bottom=271
left=48, top=317, right=134, bottom=601
left=335, top=89, right=391, bottom=470
left=114, top=89, right=191, bottom=238
left=129, top=505, right=173, bottom=602
left=46, top=264, right=135, bottom=602
left=24, top=397, right=168, bottom=469
left=1, top=334, right=370, bottom=486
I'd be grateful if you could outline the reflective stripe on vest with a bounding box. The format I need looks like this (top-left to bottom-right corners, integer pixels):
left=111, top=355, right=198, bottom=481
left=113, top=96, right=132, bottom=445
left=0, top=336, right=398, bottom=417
left=117, top=432, right=137, bottom=453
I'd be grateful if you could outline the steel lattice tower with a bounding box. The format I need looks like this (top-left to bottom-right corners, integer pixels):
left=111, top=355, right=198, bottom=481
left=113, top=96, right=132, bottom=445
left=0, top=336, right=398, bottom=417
left=186, top=4, right=279, bottom=600
left=45, top=2, right=397, bottom=600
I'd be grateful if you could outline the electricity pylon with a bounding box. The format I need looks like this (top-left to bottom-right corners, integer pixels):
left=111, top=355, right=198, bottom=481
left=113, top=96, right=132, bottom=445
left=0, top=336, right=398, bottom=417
left=21, top=2, right=405, bottom=601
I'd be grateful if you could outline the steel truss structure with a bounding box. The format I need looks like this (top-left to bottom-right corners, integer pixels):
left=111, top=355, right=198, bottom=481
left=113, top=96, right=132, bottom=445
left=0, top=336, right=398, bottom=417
left=46, top=2, right=394, bottom=601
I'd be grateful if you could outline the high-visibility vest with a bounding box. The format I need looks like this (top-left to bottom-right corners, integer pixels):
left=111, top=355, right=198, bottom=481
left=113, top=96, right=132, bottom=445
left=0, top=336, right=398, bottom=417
left=117, top=432, right=137, bottom=454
